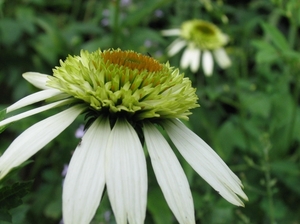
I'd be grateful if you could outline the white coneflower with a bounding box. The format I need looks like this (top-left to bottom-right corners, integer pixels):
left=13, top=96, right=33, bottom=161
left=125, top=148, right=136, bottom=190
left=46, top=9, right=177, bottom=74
left=0, top=49, right=247, bottom=224
left=162, top=19, right=232, bottom=76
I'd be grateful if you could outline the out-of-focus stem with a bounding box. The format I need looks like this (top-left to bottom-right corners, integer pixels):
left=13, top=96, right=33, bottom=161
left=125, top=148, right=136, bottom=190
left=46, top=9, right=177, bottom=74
left=262, top=137, right=276, bottom=224
left=112, top=0, right=121, bottom=47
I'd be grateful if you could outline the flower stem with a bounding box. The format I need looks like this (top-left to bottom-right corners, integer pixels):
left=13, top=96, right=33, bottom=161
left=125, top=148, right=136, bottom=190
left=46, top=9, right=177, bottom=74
left=261, top=135, right=276, bottom=224
left=286, top=75, right=300, bottom=148
left=112, top=0, right=121, bottom=47
left=287, top=15, right=298, bottom=49
left=286, top=16, right=299, bottom=149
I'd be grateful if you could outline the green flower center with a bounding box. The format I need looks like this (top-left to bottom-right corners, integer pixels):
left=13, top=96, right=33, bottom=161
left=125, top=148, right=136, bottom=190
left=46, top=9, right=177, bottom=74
left=181, top=20, right=228, bottom=50
left=47, top=49, right=199, bottom=121
left=195, top=24, right=215, bottom=35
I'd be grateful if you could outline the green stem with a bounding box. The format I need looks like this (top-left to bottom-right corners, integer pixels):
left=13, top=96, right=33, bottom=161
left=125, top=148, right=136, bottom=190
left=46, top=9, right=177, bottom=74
left=287, top=12, right=298, bottom=49
left=286, top=14, right=299, bottom=147
left=84, top=0, right=96, bottom=22
left=112, top=0, right=121, bottom=47
left=240, top=49, right=248, bottom=79
left=71, top=0, right=82, bottom=20
left=262, top=137, right=276, bottom=224
left=286, top=75, right=300, bottom=147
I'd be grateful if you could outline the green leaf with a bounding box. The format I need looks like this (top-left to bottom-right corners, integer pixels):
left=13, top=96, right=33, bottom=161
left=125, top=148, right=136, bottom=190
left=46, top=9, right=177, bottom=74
left=0, top=181, right=33, bottom=212
left=282, top=50, right=300, bottom=61
left=122, top=0, right=170, bottom=27
left=81, top=35, right=113, bottom=52
left=252, top=40, right=279, bottom=63
left=0, top=210, right=12, bottom=222
left=255, top=49, right=279, bottom=64
left=128, top=28, right=166, bottom=45
left=0, top=19, right=23, bottom=46
left=216, top=119, right=246, bottom=159
left=239, top=91, right=271, bottom=118
left=0, top=161, right=33, bottom=183
left=147, top=188, right=173, bottom=224
left=0, top=109, right=7, bottom=134
left=252, top=40, right=276, bottom=52
left=261, top=22, right=290, bottom=51
left=271, top=160, right=300, bottom=195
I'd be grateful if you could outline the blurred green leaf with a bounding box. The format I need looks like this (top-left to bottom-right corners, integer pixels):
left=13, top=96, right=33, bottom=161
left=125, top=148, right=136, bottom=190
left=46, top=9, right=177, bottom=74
left=0, top=19, right=23, bottom=46
left=216, top=119, right=246, bottom=159
left=252, top=40, right=279, bottom=63
left=210, top=207, right=233, bottom=224
left=282, top=50, right=300, bottom=61
left=15, top=6, right=36, bottom=35
left=81, top=35, right=113, bottom=52
left=0, top=181, right=33, bottom=219
left=0, top=210, right=11, bottom=222
left=0, top=161, right=33, bottom=183
left=122, top=0, right=169, bottom=27
left=261, top=22, right=290, bottom=51
left=271, top=160, right=300, bottom=195
left=260, top=198, right=288, bottom=220
left=147, top=188, right=173, bottom=224
left=239, top=91, right=271, bottom=118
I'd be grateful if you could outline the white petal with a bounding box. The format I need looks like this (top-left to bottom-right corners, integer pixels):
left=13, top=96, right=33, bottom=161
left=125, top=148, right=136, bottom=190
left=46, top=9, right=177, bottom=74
left=7, top=89, right=64, bottom=113
left=202, top=50, right=214, bottom=76
left=161, top=28, right=181, bottom=36
left=213, top=48, right=232, bottom=69
left=163, top=119, right=248, bottom=206
left=22, top=72, right=51, bottom=90
left=189, top=49, right=201, bottom=73
left=0, top=104, right=85, bottom=179
left=180, top=48, right=193, bottom=70
left=167, top=38, right=187, bottom=57
left=143, top=122, right=195, bottom=224
left=63, top=116, right=110, bottom=224
left=106, top=119, right=147, bottom=224
left=0, top=99, right=74, bottom=127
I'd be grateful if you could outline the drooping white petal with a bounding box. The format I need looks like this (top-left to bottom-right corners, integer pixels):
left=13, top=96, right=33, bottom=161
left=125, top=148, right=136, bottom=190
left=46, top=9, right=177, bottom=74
left=0, top=98, right=74, bottom=127
left=202, top=50, right=214, bottom=76
left=7, top=89, right=64, bottom=113
left=163, top=119, right=248, bottom=206
left=189, top=48, right=201, bottom=73
left=180, top=48, right=193, bottom=70
left=22, top=72, right=51, bottom=90
left=213, top=48, right=232, bottom=69
left=0, top=104, right=86, bottom=179
left=161, top=28, right=181, bottom=36
left=143, top=122, right=195, bottom=224
left=167, top=38, right=187, bottom=57
left=106, top=118, right=147, bottom=224
left=63, top=116, right=110, bottom=224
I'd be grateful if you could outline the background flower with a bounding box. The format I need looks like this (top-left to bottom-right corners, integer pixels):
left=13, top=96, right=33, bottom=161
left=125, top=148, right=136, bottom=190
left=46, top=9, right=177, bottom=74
left=162, top=19, right=231, bottom=76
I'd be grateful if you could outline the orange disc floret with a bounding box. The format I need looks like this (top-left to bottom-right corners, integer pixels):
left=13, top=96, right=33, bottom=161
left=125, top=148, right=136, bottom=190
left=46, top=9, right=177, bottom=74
left=102, top=50, right=163, bottom=73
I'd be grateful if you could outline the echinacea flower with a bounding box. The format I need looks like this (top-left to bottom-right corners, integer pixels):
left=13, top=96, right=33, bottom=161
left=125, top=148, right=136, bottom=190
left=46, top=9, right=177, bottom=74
left=162, top=19, right=232, bottom=76
left=0, top=49, right=247, bottom=224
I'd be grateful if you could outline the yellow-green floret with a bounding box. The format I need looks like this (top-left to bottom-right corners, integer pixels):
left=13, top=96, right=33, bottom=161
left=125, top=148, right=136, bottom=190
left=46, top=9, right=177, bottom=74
left=47, top=49, right=199, bottom=120
left=181, top=20, right=228, bottom=50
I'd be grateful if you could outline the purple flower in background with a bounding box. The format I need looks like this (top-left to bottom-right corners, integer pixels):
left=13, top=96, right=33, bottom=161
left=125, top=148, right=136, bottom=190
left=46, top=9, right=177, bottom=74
left=75, top=124, right=85, bottom=139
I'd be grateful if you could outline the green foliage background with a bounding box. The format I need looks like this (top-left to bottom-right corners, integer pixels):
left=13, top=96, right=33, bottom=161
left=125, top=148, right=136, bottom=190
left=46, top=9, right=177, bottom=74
left=0, top=0, right=300, bottom=223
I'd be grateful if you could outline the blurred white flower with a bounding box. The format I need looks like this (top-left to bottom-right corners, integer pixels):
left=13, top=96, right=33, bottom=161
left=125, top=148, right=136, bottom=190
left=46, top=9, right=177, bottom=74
left=162, top=19, right=232, bottom=76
